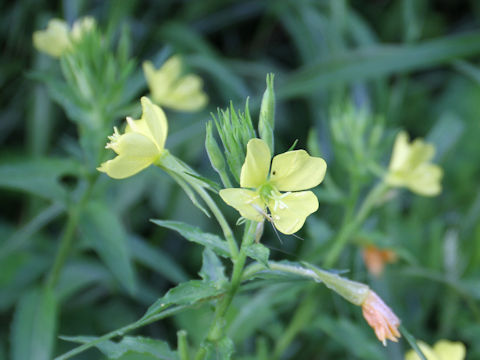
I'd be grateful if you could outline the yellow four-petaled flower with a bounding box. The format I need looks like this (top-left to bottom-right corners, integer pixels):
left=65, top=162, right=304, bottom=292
left=386, top=131, right=442, bottom=196
left=219, top=138, right=326, bottom=234
left=143, top=56, right=208, bottom=112
left=98, top=97, right=168, bottom=179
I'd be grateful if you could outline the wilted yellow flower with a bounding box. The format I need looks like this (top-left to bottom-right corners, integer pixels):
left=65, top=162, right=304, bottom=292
left=33, top=17, right=96, bottom=57
left=385, top=131, right=442, bottom=196
left=405, top=339, right=466, bottom=360
left=362, top=245, right=397, bottom=277
left=361, top=290, right=401, bottom=346
left=143, top=56, right=208, bottom=112
left=219, top=138, right=326, bottom=234
left=98, top=97, right=168, bottom=179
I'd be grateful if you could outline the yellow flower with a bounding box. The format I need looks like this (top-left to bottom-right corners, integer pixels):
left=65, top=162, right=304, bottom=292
left=361, top=290, right=401, bottom=346
left=143, top=56, right=208, bottom=112
left=405, top=340, right=466, bottom=360
left=33, top=17, right=96, bottom=57
left=386, top=131, right=443, bottom=196
left=219, top=138, right=326, bottom=234
left=98, top=97, right=168, bottom=179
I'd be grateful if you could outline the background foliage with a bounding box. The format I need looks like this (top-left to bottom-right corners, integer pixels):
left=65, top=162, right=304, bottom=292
left=1, top=0, right=480, bottom=359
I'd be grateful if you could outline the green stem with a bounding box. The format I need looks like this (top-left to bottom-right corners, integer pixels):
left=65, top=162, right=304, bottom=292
left=193, top=183, right=239, bottom=258
left=194, top=221, right=256, bottom=360
left=323, top=181, right=389, bottom=268
left=177, top=330, right=190, bottom=360
left=45, top=180, right=95, bottom=289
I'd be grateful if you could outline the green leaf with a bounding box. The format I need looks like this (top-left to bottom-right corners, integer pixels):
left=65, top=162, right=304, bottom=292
left=143, top=280, right=225, bottom=320
left=280, top=30, right=480, bottom=99
left=245, top=243, right=270, bottom=268
left=61, top=336, right=178, bottom=360
left=199, top=248, right=227, bottom=283
left=80, top=200, right=137, bottom=294
left=0, top=157, right=80, bottom=202
left=151, top=220, right=231, bottom=258
left=10, top=287, right=58, bottom=360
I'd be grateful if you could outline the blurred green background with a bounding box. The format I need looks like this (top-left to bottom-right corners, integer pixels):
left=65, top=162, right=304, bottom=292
left=1, top=0, right=480, bottom=359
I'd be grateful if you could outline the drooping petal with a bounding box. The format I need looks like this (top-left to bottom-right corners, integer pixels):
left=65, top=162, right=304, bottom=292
left=270, top=150, right=326, bottom=191
left=240, top=138, right=271, bottom=189
left=97, top=155, right=154, bottom=179
left=269, top=191, right=318, bottom=234
left=107, top=132, right=159, bottom=158
left=140, top=97, right=168, bottom=150
left=389, top=131, right=410, bottom=172
left=405, top=342, right=439, bottom=360
left=407, top=164, right=443, bottom=196
left=219, top=188, right=265, bottom=222
left=433, top=340, right=466, bottom=360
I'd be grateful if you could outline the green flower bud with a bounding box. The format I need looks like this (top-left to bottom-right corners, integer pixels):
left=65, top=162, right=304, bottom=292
left=206, top=121, right=226, bottom=173
left=258, top=73, right=275, bottom=153
left=303, top=263, right=369, bottom=305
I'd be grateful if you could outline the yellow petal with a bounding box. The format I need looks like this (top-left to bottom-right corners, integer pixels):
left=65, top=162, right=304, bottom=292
left=32, top=19, right=70, bottom=57
left=405, top=342, right=439, bottom=360
left=219, top=188, right=264, bottom=222
left=389, top=131, right=410, bottom=172
left=407, top=164, right=443, bottom=196
left=240, top=139, right=271, bottom=189
left=167, top=75, right=208, bottom=111
left=125, top=117, right=150, bottom=138
left=143, top=61, right=169, bottom=101
left=433, top=340, right=466, bottom=360
left=160, top=55, right=182, bottom=78
left=97, top=155, right=153, bottom=179
left=108, top=132, right=159, bottom=158
left=140, top=97, right=168, bottom=150
left=270, top=150, right=327, bottom=191
left=269, top=191, right=318, bottom=234
left=408, top=139, right=435, bottom=169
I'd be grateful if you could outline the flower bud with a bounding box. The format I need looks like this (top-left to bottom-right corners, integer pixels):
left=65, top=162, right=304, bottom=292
left=306, top=265, right=369, bottom=305
left=258, top=73, right=275, bottom=153
left=205, top=121, right=226, bottom=174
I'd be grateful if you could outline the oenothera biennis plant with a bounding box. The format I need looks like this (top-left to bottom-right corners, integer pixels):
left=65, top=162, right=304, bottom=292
left=55, top=77, right=432, bottom=360
left=220, top=138, right=327, bottom=234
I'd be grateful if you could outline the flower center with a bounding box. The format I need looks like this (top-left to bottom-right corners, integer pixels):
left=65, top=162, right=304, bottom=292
left=258, top=182, right=291, bottom=213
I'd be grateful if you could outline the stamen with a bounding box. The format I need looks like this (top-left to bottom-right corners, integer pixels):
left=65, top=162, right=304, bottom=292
left=105, top=127, right=120, bottom=149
